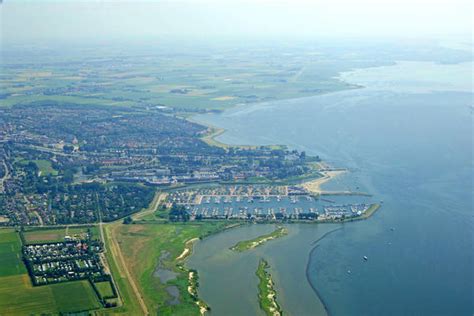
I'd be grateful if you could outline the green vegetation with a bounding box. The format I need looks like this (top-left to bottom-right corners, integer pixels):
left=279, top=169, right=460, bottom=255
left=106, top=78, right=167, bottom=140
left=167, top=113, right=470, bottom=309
left=95, top=281, right=115, bottom=298
left=108, top=221, right=231, bottom=315
left=16, top=159, right=58, bottom=176
left=0, top=229, right=27, bottom=277
left=1, top=49, right=354, bottom=111
left=256, top=259, right=283, bottom=316
left=0, top=276, right=101, bottom=315
left=0, top=229, right=102, bottom=315
left=231, top=226, right=288, bottom=252
left=33, top=159, right=58, bottom=176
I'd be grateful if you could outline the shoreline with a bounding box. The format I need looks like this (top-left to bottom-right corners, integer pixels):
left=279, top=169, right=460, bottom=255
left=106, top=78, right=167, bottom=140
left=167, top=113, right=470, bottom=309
left=187, top=115, right=287, bottom=151
left=180, top=100, right=376, bottom=316
left=300, top=164, right=346, bottom=195
left=176, top=237, right=200, bottom=261
left=181, top=222, right=244, bottom=314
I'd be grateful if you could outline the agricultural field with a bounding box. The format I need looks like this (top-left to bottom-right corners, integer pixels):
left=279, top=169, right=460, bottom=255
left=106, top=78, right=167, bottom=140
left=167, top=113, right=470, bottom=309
left=23, top=226, right=99, bottom=244
left=104, top=221, right=231, bottom=315
left=1, top=44, right=359, bottom=112
left=0, top=229, right=26, bottom=277
left=0, top=229, right=102, bottom=315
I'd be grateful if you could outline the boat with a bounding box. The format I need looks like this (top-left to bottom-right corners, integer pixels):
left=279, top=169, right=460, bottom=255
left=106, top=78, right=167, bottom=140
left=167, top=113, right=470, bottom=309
left=363, top=256, right=368, bottom=261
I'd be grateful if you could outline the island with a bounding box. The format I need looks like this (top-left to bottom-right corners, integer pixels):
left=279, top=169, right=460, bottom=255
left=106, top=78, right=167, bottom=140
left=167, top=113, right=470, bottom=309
left=230, top=226, right=288, bottom=252
left=256, top=259, right=283, bottom=316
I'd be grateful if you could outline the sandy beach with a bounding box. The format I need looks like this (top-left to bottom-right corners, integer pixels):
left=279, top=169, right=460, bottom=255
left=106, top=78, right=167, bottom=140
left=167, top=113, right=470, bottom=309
left=176, top=237, right=200, bottom=261
left=301, top=169, right=346, bottom=195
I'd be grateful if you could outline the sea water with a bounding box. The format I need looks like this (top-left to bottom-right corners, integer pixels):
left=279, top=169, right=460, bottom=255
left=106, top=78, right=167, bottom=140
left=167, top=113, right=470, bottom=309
left=188, top=61, right=473, bottom=315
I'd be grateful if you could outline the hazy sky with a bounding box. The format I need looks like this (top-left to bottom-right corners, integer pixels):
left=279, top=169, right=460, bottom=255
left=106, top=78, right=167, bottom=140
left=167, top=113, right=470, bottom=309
left=1, top=0, right=472, bottom=44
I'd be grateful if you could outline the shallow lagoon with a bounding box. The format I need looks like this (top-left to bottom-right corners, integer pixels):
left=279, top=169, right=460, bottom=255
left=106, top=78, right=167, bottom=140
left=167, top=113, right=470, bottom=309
left=188, top=61, right=473, bottom=315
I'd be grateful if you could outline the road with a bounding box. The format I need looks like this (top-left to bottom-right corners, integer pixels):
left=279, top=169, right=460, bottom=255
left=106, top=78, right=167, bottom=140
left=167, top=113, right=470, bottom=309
left=0, top=159, right=9, bottom=193
left=103, top=191, right=167, bottom=315
left=132, top=191, right=167, bottom=221
left=107, top=222, right=149, bottom=315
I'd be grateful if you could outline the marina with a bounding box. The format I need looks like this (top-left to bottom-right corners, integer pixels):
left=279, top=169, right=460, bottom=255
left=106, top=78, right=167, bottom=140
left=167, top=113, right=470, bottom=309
left=166, top=186, right=375, bottom=221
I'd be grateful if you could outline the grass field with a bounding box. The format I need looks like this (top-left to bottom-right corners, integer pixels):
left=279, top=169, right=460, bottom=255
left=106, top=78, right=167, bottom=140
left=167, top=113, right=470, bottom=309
left=23, top=226, right=99, bottom=244
left=15, top=159, right=58, bottom=176
left=105, top=221, right=230, bottom=315
left=0, top=229, right=27, bottom=277
left=95, top=281, right=115, bottom=298
left=32, top=159, right=58, bottom=176
left=0, top=229, right=102, bottom=315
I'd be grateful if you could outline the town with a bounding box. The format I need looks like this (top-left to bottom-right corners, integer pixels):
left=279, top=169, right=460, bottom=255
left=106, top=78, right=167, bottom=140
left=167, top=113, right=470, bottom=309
left=0, top=103, right=320, bottom=226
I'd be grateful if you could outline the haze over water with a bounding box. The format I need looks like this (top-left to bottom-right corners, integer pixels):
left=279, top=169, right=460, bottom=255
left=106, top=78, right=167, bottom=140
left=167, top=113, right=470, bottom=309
left=189, top=60, right=473, bottom=315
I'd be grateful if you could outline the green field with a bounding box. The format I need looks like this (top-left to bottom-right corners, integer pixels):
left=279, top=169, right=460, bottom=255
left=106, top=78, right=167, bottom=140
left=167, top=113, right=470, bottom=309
left=0, top=229, right=27, bottom=277
left=1, top=48, right=355, bottom=111
left=15, top=159, right=58, bottom=176
left=32, top=159, right=58, bottom=176
left=23, top=226, right=99, bottom=244
left=95, top=281, right=115, bottom=298
left=0, top=229, right=102, bottom=315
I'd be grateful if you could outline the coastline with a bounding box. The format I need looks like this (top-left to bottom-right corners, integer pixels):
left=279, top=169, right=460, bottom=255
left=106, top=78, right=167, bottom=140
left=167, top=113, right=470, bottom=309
left=181, top=222, right=244, bottom=314
left=301, top=168, right=346, bottom=195
left=187, top=115, right=287, bottom=151
left=181, top=95, right=376, bottom=315
left=176, top=237, right=200, bottom=261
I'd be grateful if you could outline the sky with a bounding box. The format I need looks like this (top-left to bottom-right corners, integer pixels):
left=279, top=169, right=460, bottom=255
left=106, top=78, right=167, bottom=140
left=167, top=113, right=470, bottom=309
left=1, top=0, right=472, bottom=44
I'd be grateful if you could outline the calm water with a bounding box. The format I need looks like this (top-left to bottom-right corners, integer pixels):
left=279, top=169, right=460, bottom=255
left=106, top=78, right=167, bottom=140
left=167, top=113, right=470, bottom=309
left=188, top=61, right=473, bottom=315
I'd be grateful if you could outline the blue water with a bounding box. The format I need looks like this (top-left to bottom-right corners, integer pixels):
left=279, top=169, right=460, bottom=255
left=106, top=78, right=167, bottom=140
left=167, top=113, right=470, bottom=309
left=192, top=61, right=473, bottom=315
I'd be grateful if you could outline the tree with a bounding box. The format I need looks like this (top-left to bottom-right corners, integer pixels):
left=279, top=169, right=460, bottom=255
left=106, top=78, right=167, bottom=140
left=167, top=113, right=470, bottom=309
left=169, top=204, right=189, bottom=222
left=63, top=145, right=74, bottom=153
left=123, top=216, right=133, bottom=224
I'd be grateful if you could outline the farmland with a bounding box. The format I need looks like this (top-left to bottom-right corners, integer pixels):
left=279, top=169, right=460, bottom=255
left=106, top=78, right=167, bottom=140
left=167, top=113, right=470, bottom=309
left=0, top=229, right=26, bottom=277
left=1, top=43, right=360, bottom=112
left=23, top=226, right=99, bottom=244
left=0, top=229, right=102, bottom=315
